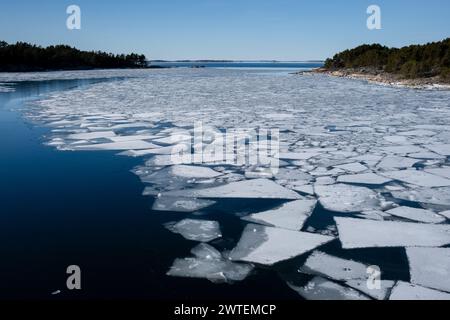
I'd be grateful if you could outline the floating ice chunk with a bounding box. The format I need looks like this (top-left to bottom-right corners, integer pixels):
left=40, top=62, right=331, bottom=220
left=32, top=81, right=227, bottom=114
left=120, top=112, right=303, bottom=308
left=376, top=156, right=419, bottom=170
left=152, top=134, right=191, bottom=145
left=170, top=165, right=222, bottom=179
left=73, top=140, right=160, bottom=151
left=335, top=217, right=450, bottom=249
left=108, top=134, right=158, bottom=142
left=314, top=184, right=380, bottom=213
left=337, top=173, right=392, bottom=185
left=67, top=131, right=116, bottom=140
left=152, top=196, right=216, bottom=213
left=426, top=144, right=450, bottom=156
left=229, top=224, right=334, bottom=266
left=299, top=251, right=369, bottom=281
left=334, top=162, right=367, bottom=173
left=398, top=130, right=436, bottom=137
left=406, top=247, right=450, bottom=293
left=242, top=200, right=316, bottom=231
left=379, top=170, right=450, bottom=187
left=389, top=281, right=450, bottom=300
left=424, top=167, right=450, bottom=179
left=279, top=152, right=319, bottom=160
left=355, top=210, right=387, bottom=221
left=167, top=244, right=253, bottom=283
left=164, top=179, right=303, bottom=200
left=288, top=276, right=370, bottom=300
left=384, top=136, right=409, bottom=144
left=391, top=187, right=450, bottom=206
left=386, top=206, right=446, bottom=224
left=165, top=219, right=222, bottom=242
left=382, top=145, right=427, bottom=154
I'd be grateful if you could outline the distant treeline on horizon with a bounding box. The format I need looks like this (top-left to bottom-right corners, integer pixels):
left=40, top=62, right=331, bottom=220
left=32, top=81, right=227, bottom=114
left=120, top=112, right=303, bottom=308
left=0, top=41, right=147, bottom=72
left=324, top=38, right=450, bottom=80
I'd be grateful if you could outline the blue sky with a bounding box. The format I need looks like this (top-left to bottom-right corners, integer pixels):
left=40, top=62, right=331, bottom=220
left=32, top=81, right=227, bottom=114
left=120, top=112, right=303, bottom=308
left=0, top=0, right=449, bottom=60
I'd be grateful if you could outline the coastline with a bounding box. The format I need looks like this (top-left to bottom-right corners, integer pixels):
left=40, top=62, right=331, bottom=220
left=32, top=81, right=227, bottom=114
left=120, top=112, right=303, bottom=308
left=301, top=68, right=450, bottom=90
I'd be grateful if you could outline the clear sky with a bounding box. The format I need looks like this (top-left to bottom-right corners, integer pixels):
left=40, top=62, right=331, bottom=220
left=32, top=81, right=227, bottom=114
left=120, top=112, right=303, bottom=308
left=0, top=0, right=449, bottom=60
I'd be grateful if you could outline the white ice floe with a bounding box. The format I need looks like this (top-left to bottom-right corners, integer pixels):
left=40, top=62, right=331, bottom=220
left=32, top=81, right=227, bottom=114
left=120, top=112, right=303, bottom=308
left=292, top=185, right=315, bottom=196
left=229, top=224, right=334, bottom=266
left=152, top=196, right=216, bottom=213
left=424, top=167, right=450, bottom=179
left=67, top=130, right=116, bottom=140
left=73, top=140, right=159, bottom=151
left=345, top=280, right=395, bottom=300
left=314, top=184, right=380, bottom=213
left=242, top=200, right=317, bottom=231
left=440, top=211, right=450, bottom=219
left=391, top=187, right=450, bottom=206
left=334, top=162, right=367, bottom=173
left=389, top=281, right=450, bottom=300
left=379, top=170, right=450, bottom=187
left=409, top=152, right=445, bottom=160
left=426, top=144, right=450, bottom=156
left=170, top=165, right=222, bottom=179
left=299, top=251, right=369, bottom=281
left=167, top=243, right=253, bottom=283
left=279, top=152, right=319, bottom=160
left=337, top=173, right=392, bottom=185
left=381, top=145, right=427, bottom=155
left=376, top=156, right=419, bottom=170
left=165, top=219, right=222, bottom=242
left=386, top=206, right=446, bottom=224
left=163, top=178, right=302, bottom=200
left=288, top=276, right=370, bottom=300
left=406, top=247, right=450, bottom=293
left=335, top=217, right=450, bottom=249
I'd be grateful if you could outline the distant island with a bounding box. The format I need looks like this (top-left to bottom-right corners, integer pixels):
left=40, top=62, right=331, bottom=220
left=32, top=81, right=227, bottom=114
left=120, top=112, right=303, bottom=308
left=0, top=41, right=149, bottom=72
left=315, top=38, right=450, bottom=87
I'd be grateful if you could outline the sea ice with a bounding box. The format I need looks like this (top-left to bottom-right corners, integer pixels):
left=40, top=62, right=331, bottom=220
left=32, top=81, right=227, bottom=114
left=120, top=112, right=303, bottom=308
left=314, top=184, right=381, bottom=213
left=288, top=276, right=370, bottom=300
left=391, top=187, right=450, bottom=206
left=389, top=281, right=450, bottom=300
left=73, top=140, right=159, bottom=151
left=170, top=165, right=222, bottom=179
left=334, top=217, right=450, bottom=249
left=345, top=280, right=395, bottom=300
left=165, top=219, right=222, bottom=242
left=299, top=251, right=369, bottom=281
left=242, top=200, right=317, bottom=231
left=334, top=162, right=367, bottom=173
left=167, top=243, right=253, bottom=283
left=376, top=156, right=419, bottom=170
left=386, top=206, right=446, bottom=224
left=424, top=167, right=450, bottom=179
left=229, top=224, right=334, bottom=266
left=337, top=173, right=392, bottom=185
left=163, top=178, right=303, bottom=200
left=379, top=170, right=450, bottom=187
left=67, top=131, right=116, bottom=140
left=152, top=196, right=216, bottom=213
left=426, top=144, right=450, bottom=156
left=406, top=247, right=450, bottom=293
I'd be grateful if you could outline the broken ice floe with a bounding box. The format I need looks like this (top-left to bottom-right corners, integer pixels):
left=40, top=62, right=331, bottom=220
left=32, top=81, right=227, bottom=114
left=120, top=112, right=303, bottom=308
left=337, top=173, right=392, bottom=185
left=165, top=219, right=222, bottom=242
left=389, top=281, right=450, bottom=300
left=229, top=224, right=334, bottom=265
left=406, top=247, right=450, bottom=293
left=426, top=144, right=450, bottom=156
left=242, top=200, right=316, bottom=231
left=163, top=178, right=302, bottom=200
left=314, top=184, right=381, bottom=213
left=424, top=167, right=450, bottom=179
left=288, top=276, right=370, bottom=300
left=345, top=279, right=395, bottom=300
left=167, top=243, right=253, bottom=283
left=386, top=206, right=446, bottom=224
left=379, top=170, right=450, bottom=187
left=152, top=196, right=216, bottom=213
left=391, top=187, right=450, bottom=206
left=335, top=217, right=450, bottom=249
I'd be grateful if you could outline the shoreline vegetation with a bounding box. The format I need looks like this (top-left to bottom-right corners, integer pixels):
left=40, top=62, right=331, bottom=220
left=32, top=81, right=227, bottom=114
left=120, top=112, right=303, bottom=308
left=307, top=38, right=450, bottom=89
left=0, top=41, right=152, bottom=72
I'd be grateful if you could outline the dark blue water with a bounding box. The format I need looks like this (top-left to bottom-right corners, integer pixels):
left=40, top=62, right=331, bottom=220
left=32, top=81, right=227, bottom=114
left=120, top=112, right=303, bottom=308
left=150, top=61, right=323, bottom=69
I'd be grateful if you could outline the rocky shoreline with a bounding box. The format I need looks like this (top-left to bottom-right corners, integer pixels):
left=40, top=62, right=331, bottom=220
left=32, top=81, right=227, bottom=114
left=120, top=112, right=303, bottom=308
left=298, top=68, right=450, bottom=90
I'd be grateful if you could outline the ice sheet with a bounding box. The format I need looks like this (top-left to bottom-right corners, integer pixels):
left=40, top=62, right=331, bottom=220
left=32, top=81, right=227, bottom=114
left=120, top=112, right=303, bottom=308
left=379, top=170, right=450, bottom=187
left=165, top=219, right=222, bottom=242
left=242, top=200, right=316, bottom=231
left=229, top=224, right=334, bottom=265
left=386, top=206, right=446, bottom=224
left=337, top=173, right=392, bottom=185
left=389, top=281, right=450, bottom=300
left=335, top=217, right=450, bottom=249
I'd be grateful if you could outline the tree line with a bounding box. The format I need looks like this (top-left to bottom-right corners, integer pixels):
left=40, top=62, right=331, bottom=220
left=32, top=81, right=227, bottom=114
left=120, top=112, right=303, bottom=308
left=324, top=38, right=450, bottom=81
left=0, top=41, right=147, bottom=72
